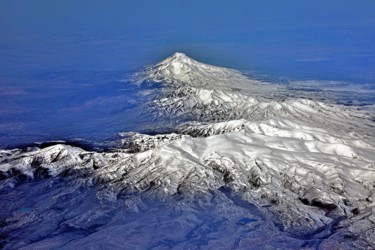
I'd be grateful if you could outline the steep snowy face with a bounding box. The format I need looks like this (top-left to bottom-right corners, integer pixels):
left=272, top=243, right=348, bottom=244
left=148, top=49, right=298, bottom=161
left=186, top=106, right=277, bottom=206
left=134, top=52, right=270, bottom=90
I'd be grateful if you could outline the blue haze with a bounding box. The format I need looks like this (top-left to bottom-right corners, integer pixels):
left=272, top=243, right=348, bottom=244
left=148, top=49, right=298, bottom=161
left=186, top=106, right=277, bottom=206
left=1, top=0, right=375, bottom=147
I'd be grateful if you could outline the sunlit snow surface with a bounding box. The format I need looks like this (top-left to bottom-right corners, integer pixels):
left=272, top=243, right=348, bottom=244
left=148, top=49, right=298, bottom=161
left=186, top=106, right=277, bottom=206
left=1, top=53, right=375, bottom=249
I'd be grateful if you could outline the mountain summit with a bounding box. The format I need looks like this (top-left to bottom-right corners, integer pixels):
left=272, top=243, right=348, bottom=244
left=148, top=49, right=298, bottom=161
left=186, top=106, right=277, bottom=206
left=164, top=52, right=193, bottom=64
left=153, top=52, right=198, bottom=78
left=134, top=52, right=260, bottom=89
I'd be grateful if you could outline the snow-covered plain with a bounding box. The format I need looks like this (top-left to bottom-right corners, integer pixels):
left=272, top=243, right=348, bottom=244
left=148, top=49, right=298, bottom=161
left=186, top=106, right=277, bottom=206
left=1, top=53, right=375, bottom=249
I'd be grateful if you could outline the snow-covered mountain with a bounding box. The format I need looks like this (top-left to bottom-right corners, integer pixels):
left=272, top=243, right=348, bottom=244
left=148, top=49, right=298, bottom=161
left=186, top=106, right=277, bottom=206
left=2, top=53, right=375, bottom=248
left=134, top=52, right=272, bottom=91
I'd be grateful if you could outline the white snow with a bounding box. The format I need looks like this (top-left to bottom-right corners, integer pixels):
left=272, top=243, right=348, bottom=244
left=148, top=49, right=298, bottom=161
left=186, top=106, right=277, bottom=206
left=133, top=52, right=276, bottom=92
left=1, top=53, right=375, bottom=247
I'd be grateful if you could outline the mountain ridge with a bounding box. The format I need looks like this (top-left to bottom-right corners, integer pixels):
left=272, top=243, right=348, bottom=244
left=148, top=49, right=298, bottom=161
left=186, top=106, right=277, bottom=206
left=2, top=52, right=375, bottom=248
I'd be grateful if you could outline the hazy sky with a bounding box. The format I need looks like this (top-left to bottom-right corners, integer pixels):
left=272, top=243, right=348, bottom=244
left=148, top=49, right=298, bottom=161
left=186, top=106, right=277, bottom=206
left=1, top=0, right=375, bottom=80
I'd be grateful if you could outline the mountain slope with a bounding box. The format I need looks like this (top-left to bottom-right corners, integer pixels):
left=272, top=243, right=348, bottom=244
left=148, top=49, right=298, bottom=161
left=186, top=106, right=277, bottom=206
left=134, top=52, right=273, bottom=91
left=1, top=53, right=375, bottom=248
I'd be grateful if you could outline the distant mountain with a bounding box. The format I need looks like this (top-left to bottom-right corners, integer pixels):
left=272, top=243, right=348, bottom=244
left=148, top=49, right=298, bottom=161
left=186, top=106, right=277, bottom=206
left=134, top=52, right=263, bottom=89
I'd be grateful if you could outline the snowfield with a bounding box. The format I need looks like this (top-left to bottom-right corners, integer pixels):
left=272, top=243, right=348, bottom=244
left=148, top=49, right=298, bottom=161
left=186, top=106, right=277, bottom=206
left=2, top=53, right=375, bottom=249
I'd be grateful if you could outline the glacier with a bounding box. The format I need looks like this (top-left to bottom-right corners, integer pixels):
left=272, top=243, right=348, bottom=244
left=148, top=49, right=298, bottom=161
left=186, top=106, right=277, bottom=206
left=1, top=52, right=375, bottom=249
